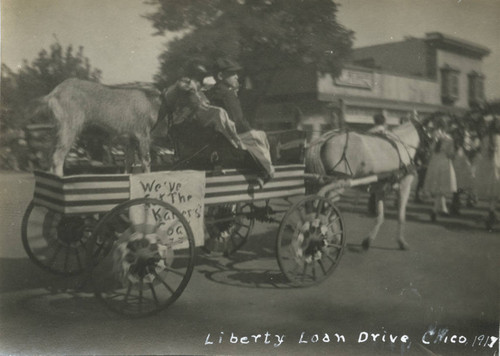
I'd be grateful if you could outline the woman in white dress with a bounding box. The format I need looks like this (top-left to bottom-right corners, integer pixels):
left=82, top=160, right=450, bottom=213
left=473, top=115, right=500, bottom=229
left=423, top=116, right=457, bottom=221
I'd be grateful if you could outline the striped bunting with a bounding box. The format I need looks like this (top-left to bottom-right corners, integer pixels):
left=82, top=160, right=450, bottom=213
left=31, top=164, right=305, bottom=214
left=33, top=170, right=130, bottom=214
left=205, top=164, right=305, bottom=205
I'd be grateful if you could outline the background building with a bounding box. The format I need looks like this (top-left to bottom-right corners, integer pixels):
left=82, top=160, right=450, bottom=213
left=255, top=32, right=490, bottom=140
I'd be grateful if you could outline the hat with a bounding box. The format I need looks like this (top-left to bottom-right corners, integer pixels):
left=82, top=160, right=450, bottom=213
left=214, top=57, right=242, bottom=75
left=183, top=60, right=209, bottom=82
left=373, top=112, right=386, bottom=125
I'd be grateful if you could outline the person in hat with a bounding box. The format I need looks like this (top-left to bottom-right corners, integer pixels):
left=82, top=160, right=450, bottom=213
left=206, top=57, right=274, bottom=186
left=367, top=110, right=389, bottom=215
left=156, top=60, right=244, bottom=152
left=206, top=58, right=251, bottom=133
left=423, top=114, right=457, bottom=222
left=369, top=110, right=388, bottom=134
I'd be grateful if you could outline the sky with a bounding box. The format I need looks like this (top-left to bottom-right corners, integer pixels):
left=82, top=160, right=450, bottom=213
left=336, top=0, right=500, bottom=99
left=1, top=0, right=500, bottom=98
left=1, top=0, right=171, bottom=84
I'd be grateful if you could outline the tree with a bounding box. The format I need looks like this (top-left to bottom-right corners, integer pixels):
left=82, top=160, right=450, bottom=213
left=144, top=0, right=354, bottom=92
left=1, top=41, right=102, bottom=129
left=0, top=41, right=102, bottom=170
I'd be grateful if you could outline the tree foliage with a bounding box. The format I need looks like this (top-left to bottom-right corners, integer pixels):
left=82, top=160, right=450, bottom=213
left=144, top=0, right=354, bottom=89
left=1, top=41, right=102, bottom=129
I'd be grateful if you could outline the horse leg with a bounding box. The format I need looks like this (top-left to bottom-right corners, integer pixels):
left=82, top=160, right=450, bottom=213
left=397, top=174, right=413, bottom=250
left=48, top=99, right=82, bottom=176
left=50, top=121, right=80, bottom=176
left=414, top=168, right=426, bottom=203
left=368, top=192, right=377, bottom=215
left=485, top=198, right=497, bottom=231
left=123, top=137, right=137, bottom=174
left=450, top=191, right=461, bottom=216
left=362, top=190, right=384, bottom=250
left=136, top=133, right=151, bottom=173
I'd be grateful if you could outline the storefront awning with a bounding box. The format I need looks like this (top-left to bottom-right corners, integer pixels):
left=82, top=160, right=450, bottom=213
left=319, top=93, right=468, bottom=116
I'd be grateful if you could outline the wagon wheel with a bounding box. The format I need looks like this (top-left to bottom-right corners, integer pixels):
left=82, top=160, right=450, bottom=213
left=204, top=202, right=255, bottom=256
left=276, top=195, right=346, bottom=287
left=21, top=201, right=97, bottom=276
left=87, top=198, right=195, bottom=317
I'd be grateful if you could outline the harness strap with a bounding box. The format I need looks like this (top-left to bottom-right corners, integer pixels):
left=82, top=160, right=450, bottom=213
left=371, top=132, right=405, bottom=170
left=367, top=131, right=417, bottom=172
left=330, top=130, right=354, bottom=176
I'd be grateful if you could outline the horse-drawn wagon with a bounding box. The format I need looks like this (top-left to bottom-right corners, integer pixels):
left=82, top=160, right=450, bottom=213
left=21, top=116, right=427, bottom=318
left=21, top=78, right=427, bottom=318
left=22, top=158, right=352, bottom=317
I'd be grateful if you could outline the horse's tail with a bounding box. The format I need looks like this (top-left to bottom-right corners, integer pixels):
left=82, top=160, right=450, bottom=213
left=27, top=95, right=53, bottom=123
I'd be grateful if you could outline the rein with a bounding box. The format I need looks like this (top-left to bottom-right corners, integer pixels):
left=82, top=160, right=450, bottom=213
left=170, top=143, right=211, bottom=170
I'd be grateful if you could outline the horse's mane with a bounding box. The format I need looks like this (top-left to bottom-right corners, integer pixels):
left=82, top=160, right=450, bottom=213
left=392, top=122, right=416, bottom=138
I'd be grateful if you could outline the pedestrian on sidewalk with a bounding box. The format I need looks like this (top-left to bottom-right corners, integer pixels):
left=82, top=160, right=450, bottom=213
left=423, top=114, right=457, bottom=222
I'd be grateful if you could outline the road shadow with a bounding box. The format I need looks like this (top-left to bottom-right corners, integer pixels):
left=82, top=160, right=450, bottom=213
left=336, top=199, right=494, bottom=233
left=194, top=230, right=296, bottom=289
left=346, top=243, right=403, bottom=253
left=0, top=257, right=116, bottom=321
left=0, top=257, right=91, bottom=294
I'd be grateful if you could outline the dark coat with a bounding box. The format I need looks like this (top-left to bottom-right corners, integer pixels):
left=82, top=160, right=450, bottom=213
left=206, top=82, right=251, bottom=134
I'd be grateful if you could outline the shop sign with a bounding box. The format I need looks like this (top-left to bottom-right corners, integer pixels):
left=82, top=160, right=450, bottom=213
left=335, top=69, right=374, bottom=89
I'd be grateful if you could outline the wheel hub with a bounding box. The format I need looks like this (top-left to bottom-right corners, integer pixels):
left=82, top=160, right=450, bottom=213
left=207, top=205, right=237, bottom=240
left=293, top=219, right=330, bottom=264
left=115, top=232, right=171, bottom=284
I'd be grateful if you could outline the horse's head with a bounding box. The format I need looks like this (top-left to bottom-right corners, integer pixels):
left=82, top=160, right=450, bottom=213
left=391, top=111, right=424, bottom=153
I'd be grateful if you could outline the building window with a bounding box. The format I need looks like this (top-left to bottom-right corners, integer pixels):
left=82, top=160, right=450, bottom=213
left=468, top=71, right=485, bottom=107
left=440, top=65, right=460, bottom=105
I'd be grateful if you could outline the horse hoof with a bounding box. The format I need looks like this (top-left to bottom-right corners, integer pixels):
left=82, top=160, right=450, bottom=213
left=398, top=240, right=410, bottom=251
left=361, top=238, right=371, bottom=250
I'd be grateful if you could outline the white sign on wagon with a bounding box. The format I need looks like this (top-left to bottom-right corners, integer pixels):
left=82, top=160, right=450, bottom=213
left=130, top=171, right=205, bottom=249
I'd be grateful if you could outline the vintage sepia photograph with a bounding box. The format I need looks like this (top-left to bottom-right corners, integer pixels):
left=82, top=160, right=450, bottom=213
left=1, top=0, right=499, bottom=355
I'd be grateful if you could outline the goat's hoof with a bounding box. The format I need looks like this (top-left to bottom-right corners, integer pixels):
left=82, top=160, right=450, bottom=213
left=361, top=237, right=372, bottom=250
left=398, top=240, right=410, bottom=251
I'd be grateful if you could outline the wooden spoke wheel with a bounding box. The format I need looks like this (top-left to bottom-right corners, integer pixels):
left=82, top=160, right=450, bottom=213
left=21, top=201, right=97, bottom=276
left=276, top=195, right=346, bottom=287
left=87, top=198, right=195, bottom=317
left=204, top=202, right=254, bottom=256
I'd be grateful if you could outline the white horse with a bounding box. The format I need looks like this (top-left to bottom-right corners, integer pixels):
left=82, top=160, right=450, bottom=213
left=306, top=121, right=423, bottom=250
